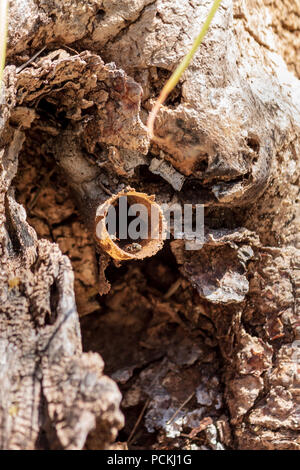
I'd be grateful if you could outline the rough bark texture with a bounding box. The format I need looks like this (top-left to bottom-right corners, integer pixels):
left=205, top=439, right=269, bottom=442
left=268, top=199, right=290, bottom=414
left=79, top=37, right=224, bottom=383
left=0, top=0, right=299, bottom=450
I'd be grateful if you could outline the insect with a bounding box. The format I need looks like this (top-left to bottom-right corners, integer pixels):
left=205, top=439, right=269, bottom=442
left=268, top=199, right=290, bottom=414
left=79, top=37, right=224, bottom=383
left=124, top=242, right=142, bottom=253
left=8, top=277, right=20, bottom=289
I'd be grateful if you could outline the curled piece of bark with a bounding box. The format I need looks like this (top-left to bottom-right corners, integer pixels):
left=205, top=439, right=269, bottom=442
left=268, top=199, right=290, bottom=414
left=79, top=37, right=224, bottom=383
left=95, top=189, right=166, bottom=261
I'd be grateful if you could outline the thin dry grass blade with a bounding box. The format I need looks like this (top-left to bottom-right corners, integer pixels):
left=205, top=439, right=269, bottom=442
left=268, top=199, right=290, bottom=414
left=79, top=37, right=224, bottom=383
left=147, top=0, right=222, bottom=140
left=0, top=0, right=9, bottom=86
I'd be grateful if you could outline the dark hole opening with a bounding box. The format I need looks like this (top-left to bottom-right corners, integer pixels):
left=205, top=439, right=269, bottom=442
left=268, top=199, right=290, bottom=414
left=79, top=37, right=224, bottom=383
left=96, top=9, right=106, bottom=21
left=247, top=136, right=260, bottom=153
left=106, top=195, right=151, bottom=253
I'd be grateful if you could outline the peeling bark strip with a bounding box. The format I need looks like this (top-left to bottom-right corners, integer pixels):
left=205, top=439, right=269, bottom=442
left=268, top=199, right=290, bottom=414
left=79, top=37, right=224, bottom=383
left=0, top=0, right=299, bottom=450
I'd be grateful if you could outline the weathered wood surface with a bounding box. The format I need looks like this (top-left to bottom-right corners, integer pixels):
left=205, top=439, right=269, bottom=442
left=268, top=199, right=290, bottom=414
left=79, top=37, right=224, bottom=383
left=0, top=0, right=299, bottom=449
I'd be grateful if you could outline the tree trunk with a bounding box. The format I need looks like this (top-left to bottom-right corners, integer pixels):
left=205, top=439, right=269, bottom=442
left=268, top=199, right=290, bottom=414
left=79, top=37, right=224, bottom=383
left=0, top=0, right=299, bottom=450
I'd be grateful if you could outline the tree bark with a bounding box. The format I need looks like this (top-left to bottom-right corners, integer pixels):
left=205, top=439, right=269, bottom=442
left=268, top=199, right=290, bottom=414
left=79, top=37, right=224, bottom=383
left=0, top=0, right=299, bottom=450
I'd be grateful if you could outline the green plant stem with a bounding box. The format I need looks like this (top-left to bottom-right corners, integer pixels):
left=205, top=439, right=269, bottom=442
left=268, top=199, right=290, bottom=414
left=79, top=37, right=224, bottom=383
left=0, top=0, right=9, bottom=86
left=147, top=0, right=222, bottom=139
